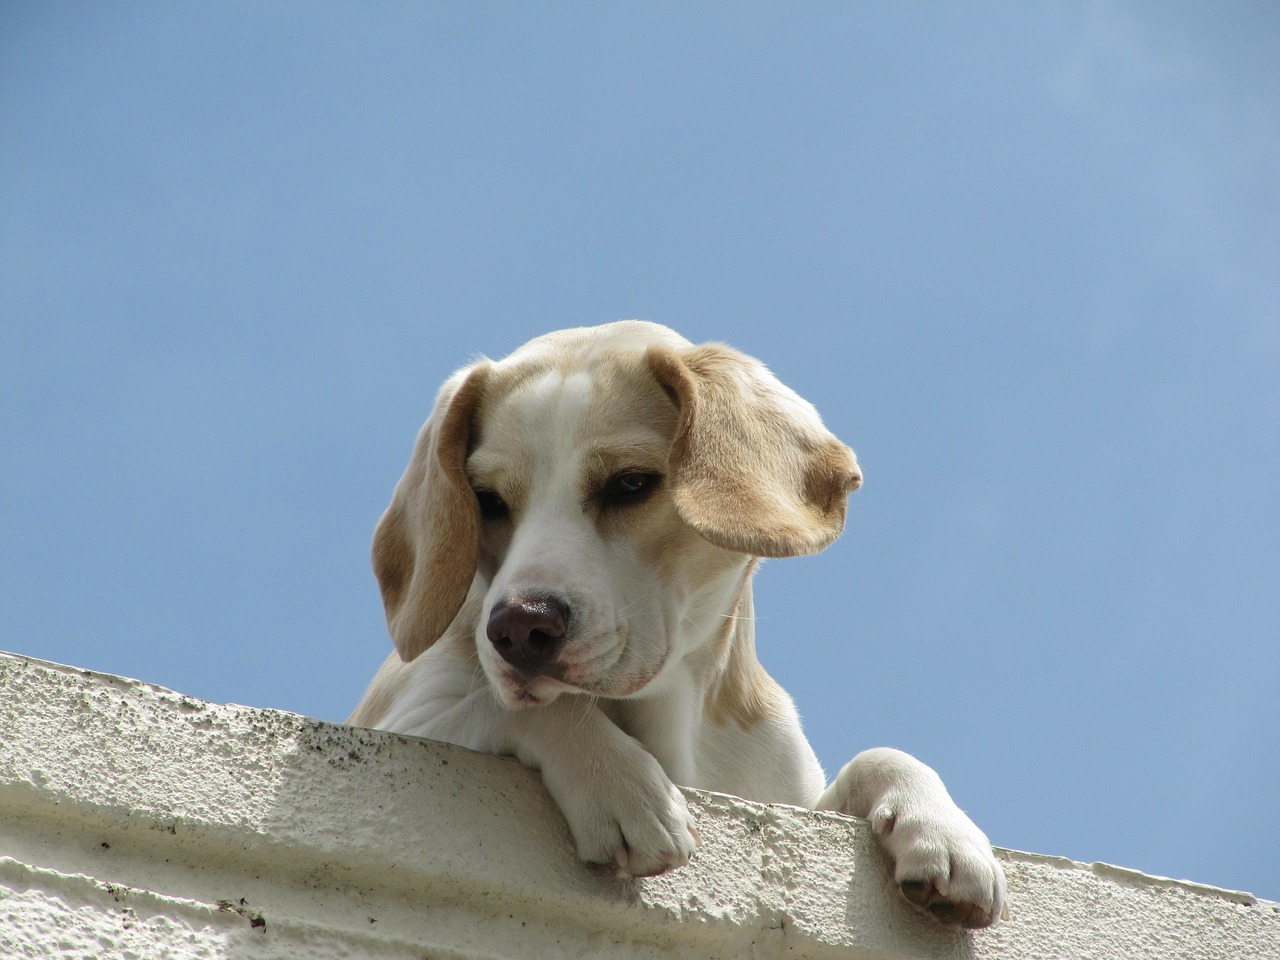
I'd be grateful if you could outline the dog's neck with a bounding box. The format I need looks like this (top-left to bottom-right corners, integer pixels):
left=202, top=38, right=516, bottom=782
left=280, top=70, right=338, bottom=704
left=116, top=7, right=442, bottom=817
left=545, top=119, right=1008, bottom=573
left=600, top=560, right=784, bottom=785
left=698, top=565, right=786, bottom=731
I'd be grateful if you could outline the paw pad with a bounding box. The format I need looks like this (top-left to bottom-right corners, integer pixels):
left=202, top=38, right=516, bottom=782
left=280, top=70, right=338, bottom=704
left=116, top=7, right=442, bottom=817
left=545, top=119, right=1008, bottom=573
left=900, top=879, right=996, bottom=929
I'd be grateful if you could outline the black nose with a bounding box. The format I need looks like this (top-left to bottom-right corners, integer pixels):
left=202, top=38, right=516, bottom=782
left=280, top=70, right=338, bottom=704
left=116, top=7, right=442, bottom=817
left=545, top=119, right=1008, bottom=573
left=486, top=595, right=570, bottom=674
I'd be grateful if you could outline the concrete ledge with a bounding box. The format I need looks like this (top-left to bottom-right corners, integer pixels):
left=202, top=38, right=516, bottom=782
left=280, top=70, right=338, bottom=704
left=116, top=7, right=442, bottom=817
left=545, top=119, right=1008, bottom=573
left=2, top=651, right=1276, bottom=959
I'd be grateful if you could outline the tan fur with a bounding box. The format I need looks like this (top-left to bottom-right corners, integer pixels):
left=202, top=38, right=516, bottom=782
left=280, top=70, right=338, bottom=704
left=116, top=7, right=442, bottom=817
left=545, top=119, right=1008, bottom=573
left=350, top=323, right=1006, bottom=921
left=702, top=575, right=789, bottom=730
left=647, top=343, right=862, bottom=558
left=370, top=325, right=861, bottom=687
left=572, top=355, right=680, bottom=504
left=346, top=652, right=411, bottom=727
left=372, top=364, right=490, bottom=661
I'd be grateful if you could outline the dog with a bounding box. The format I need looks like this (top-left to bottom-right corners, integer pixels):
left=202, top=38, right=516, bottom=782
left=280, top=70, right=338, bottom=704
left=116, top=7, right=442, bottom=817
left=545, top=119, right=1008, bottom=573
left=350, top=321, right=1006, bottom=928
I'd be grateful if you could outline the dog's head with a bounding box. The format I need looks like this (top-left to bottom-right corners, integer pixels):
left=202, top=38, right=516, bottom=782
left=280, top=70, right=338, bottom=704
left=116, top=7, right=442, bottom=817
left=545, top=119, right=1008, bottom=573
left=372, top=321, right=861, bottom=708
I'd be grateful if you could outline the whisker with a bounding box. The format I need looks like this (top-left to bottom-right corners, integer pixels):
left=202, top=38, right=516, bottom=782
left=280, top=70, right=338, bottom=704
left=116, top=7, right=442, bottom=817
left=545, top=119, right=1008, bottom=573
left=568, top=694, right=598, bottom=737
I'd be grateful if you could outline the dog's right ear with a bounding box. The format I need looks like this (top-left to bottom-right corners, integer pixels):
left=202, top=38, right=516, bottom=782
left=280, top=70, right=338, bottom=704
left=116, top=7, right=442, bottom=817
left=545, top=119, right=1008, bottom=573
left=372, top=363, right=490, bottom=661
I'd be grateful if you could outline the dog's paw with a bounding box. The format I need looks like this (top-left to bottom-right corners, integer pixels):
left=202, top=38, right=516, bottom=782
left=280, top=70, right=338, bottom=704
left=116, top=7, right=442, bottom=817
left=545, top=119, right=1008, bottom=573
left=555, top=752, right=701, bottom=877
left=870, top=798, right=1007, bottom=929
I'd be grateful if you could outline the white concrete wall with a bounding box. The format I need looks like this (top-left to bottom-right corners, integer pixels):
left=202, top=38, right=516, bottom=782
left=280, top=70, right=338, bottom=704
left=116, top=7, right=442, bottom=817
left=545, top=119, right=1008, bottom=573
left=1, top=650, right=1275, bottom=959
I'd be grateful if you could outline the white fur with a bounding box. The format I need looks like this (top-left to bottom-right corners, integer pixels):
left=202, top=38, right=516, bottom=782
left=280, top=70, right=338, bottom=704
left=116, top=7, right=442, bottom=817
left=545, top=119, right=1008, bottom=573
left=351, top=322, right=1006, bottom=924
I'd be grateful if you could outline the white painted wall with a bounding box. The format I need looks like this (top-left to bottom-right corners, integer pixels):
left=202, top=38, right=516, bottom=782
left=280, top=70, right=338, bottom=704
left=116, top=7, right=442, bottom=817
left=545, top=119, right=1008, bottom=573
left=2, top=651, right=1275, bottom=959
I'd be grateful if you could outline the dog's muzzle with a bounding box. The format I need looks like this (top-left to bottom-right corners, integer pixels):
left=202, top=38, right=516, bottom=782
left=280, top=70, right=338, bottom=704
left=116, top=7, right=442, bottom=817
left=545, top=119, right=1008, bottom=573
left=486, top=594, right=570, bottom=678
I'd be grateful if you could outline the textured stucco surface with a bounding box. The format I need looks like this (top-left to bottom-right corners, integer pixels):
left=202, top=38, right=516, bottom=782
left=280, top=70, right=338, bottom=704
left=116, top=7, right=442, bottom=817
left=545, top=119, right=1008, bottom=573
left=2, top=651, right=1276, bottom=959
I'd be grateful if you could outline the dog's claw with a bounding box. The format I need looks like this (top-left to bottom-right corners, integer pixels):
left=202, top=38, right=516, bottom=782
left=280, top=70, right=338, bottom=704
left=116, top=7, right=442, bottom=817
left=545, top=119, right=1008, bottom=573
left=899, top=878, right=998, bottom=929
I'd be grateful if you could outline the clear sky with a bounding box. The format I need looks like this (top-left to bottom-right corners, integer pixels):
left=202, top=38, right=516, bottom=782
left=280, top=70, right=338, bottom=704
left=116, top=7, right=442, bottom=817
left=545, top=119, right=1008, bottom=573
left=3, top=2, right=1277, bottom=903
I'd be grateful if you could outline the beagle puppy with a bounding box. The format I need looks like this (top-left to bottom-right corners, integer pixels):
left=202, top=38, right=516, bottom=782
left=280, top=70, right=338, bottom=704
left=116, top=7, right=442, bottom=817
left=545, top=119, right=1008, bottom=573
left=350, top=321, right=1006, bottom=928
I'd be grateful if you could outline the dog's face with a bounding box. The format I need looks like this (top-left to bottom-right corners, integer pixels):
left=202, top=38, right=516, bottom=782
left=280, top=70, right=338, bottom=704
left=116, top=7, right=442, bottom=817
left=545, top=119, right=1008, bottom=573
left=467, top=353, right=744, bottom=707
left=372, top=322, right=861, bottom=708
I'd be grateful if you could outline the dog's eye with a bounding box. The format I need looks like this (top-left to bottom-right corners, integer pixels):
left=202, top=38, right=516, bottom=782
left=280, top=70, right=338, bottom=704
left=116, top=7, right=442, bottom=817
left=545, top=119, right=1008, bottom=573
left=603, top=472, right=661, bottom=505
left=475, top=489, right=509, bottom=520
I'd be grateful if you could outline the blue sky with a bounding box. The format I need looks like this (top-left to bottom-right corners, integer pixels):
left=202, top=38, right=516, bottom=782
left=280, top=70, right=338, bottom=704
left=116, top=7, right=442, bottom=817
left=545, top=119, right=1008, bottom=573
left=3, top=2, right=1277, bottom=902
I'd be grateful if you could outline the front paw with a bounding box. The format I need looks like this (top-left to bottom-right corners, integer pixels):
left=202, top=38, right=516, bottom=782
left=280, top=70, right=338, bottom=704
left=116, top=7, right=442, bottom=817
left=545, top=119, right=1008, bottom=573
left=870, top=800, right=1007, bottom=929
left=552, top=753, right=701, bottom=877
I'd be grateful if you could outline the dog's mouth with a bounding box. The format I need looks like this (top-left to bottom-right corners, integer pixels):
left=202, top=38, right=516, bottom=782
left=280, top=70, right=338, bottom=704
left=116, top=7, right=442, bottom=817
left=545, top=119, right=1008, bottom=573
left=502, top=675, right=578, bottom=708
left=498, top=656, right=667, bottom=708
left=482, top=616, right=671, bottom=708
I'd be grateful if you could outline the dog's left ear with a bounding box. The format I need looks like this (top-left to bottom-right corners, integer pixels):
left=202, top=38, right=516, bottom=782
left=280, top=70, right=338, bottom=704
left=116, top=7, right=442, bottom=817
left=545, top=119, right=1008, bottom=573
left=648, top=343, right=861, bottom=558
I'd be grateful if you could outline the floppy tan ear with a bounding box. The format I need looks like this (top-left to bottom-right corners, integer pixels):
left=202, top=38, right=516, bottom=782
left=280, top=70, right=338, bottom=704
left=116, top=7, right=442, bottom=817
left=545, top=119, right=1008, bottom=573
left=648, top=343, right=861, bottom=558
left=372, top=363, right=489, bottom=661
